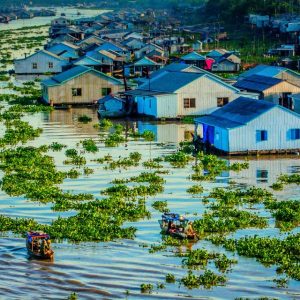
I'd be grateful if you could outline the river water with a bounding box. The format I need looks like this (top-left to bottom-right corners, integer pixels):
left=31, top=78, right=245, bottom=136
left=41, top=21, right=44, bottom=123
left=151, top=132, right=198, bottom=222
left=0, top=7, right=109, bottom=30
left=0, top=107, right=300, bottom=300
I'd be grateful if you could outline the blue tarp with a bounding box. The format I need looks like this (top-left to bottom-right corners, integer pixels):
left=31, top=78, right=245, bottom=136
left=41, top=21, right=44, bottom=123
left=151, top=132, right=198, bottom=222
left=202, top=124, right=214, bottom=144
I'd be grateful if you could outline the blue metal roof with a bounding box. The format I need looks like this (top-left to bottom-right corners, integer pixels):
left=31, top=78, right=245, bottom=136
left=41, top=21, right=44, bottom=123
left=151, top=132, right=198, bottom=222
left=181, top=51, right=206, bottom=61
left=139, top=71, right=205, bottom=92
left=42, top=65, right=122, bottom=86
left=195, top=97, right=276, bottom=129
left=74, top=56, right=102, bottom=66
left=94, top=42, right=125, bottom=52
left=239, top=64, right=299, bottom=79
left=134, top=57, right=159, bottom=66
left=234, top=75, right=282, bottom=92
left=47, top=43, right=78, bottom=55
left=52, top=66, right=90, bottom=83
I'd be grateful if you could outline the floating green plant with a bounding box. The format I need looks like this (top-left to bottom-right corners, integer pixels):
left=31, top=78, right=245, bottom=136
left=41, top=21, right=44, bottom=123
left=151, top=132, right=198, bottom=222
left=78, top=115, right=92, bottom=123
left=81, top=139, right=98, bottom=153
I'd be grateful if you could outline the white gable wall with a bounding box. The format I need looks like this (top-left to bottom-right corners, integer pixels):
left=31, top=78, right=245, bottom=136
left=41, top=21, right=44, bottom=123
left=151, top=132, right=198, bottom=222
left=15, top=52, right=68, bottom=74
left=176, top=76, right=239, bottom=116
left=228, top=107, right=300, bottom=152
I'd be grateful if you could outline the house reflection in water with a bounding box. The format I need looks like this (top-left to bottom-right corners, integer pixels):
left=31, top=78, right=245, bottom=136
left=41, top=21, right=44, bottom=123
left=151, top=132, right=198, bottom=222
left=228, top=156, right=300, bottom=187
left=44, top=107, right=100, bottom=135
left=137, top=121, right=195, bottom=144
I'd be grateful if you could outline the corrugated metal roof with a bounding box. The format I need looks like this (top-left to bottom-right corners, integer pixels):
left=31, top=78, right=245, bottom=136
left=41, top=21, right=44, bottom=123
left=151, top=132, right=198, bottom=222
left=181, top=51, right=206, bottom=61
left=239, top=64, right=297, bottom=79
left=195, top=97, right=276, bottom=129
left=74, top=56, right=102, bottom=66
left=94, top=42, right=126, bottom=52
left=234, top=75, right=282, bottom=92
left=134, top=57, right=159, bottom=66
left=139, top=71, right=205, bottom=92
left=42, top=65, right=123, bottom=86
left=51, top=65, right=90, bottom=83
left=47, top=42, right=79, bottom=55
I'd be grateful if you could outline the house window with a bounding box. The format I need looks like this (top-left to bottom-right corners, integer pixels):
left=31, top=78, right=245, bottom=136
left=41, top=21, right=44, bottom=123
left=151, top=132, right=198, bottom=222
left=256, top=130, right=268, bottom=142
left=32, top=62, right=37, bottom=69
left=102, top=87, right=112, bottom=96
left=183, top=98, right=196, bottom=108
left=217, top=97, right=229, bottom=107
left=48, top=62, right=53, bottom=68
left=290, top=128, right=300, bottom=140
left=72, top=88, right=82, bottom=96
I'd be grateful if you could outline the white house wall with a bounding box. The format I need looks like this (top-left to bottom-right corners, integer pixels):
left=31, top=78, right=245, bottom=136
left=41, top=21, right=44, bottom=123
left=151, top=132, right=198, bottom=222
left=15, top=52, right=67, bottom=74
left=228, top=107, right=300, bottom=152
left=176, top=76, right=239, bottom=116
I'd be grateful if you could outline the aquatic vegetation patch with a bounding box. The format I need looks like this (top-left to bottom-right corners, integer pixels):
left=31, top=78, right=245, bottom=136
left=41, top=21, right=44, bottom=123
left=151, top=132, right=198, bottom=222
left=143, top=159, right=164, bottom=169
left=99, top=118, right=113, bottom=129
left=0, top=120, right=43, bottom=146
left=181, top=270, right=226, bottom=289
left=64, top=155, right=86, bottom=166
left=140, top=283, right=153, bottom=293
left=265, top=200, right=300, bottom=231
left=104, top=133, right=125, bottom=147
left=49, top=142, right=67, bottom=152
left=181, top=248, right=219, bottom=269
left=141, top=130, right=155, bottom=142
left=164, top=151, right=193, bottom=168
left=165, top=273, right=176, bottom=283
left=105, top=152, right=142, bottom=170
left=214, top=254, right=237, bottom=273
left=152, top=200, right=169, bottom=213
left=81, top=139, right=98, bottom=153
left=78, top=115, right=92, bottom=123
left=193, top=209, right=267, bottom=235
left=187, top=184, right=204, bottom=195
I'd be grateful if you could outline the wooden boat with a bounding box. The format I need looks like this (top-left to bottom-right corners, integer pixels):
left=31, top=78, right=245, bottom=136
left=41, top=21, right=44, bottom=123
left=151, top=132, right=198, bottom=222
left=158, top=212, right=198, bottom=240
left=26, top=231, right=54, bottom=260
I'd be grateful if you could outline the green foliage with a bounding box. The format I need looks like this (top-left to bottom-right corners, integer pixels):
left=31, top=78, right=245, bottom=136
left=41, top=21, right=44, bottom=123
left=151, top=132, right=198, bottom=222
left=166, top=273, right=176, bottom=283
left=164, top=151, right=193, bottom=168
left=152, top=200, right=169, bottom=213
left=82, top=139, right=98, bottom=153
left=222, top=234, right=300, bottom=280
left=181, top=249, right=219, bottom=268
left=205, top=0, right=297, bottom=22
left=140, top=283, right=153, bottom=293
left=99, top=118, right=113, bottom=129
left=49, top=142, right=66, bottom=152
left=78, top=115, right=92, bottom=123
left=104, top=133, right=125, bottom=147
left=181, top=270, right=226, bottom=289
left=187, top=184, right=204, bottom=195
left=142, top=130, right=155, bottom=142
left=214, top=254, right=237, bottom=273
left=65, top=148, right=78, bottom=158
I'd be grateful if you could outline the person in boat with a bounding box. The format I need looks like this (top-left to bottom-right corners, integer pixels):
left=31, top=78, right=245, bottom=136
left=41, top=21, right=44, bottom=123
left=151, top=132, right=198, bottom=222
left=185, top=221, right=195, bottom=236
left=40, top=239, right=47, bottom=255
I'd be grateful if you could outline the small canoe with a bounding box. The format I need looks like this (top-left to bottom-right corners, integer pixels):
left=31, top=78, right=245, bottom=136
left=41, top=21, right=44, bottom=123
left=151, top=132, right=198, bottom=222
left=26, top=231, right=54, bottom=260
